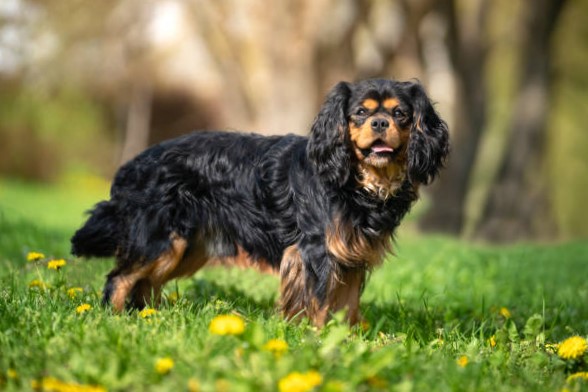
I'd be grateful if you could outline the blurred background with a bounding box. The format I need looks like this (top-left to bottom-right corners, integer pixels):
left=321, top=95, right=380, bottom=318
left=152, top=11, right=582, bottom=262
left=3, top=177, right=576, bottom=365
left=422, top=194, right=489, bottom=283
left=0, top=0, right=586, bottom=243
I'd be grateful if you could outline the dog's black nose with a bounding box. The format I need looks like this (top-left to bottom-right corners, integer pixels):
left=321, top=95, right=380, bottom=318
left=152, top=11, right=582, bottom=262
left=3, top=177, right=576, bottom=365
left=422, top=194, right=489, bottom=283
left=371, top=118, right=389, bottom=133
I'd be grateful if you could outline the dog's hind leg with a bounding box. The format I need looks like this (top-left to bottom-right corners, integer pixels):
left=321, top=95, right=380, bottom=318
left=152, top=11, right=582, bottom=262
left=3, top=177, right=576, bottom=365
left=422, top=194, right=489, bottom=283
left=103, top=234, right=189, bottom=311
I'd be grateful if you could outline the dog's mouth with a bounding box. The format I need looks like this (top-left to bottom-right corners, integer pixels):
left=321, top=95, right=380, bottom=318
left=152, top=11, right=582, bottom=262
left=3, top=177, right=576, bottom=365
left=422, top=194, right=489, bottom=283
left=360, top=140, right=398, bottom=158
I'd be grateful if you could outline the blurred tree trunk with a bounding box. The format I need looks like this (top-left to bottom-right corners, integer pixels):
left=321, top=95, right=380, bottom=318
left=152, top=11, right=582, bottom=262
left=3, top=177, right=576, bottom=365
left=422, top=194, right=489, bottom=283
left=475, top=0, right=568, bottom=241
left=120, top=81, right=152, bottom=164
left=419, top=0, right=489, bottom=234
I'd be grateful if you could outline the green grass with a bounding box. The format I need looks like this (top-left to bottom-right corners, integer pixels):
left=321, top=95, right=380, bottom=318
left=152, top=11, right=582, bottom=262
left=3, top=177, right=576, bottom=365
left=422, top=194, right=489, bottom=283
left=1, top=178, right=587, bottom=391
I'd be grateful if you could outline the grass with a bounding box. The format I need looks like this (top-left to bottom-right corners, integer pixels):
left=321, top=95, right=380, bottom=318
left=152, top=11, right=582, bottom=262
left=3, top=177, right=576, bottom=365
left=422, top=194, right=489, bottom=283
left=1, top=177, right=587, bottom=391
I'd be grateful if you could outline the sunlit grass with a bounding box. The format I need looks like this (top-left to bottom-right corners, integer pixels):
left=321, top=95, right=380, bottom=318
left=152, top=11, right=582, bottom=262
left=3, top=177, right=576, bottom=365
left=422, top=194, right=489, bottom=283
left=0, top=172, right=110, bottom=232
left=1, top=177, right=587, bottom=391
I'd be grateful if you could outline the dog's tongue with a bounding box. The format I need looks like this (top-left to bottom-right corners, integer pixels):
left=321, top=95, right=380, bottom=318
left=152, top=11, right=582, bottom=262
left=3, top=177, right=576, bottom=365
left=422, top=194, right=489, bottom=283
left=371, top=144, right=394, bottom=154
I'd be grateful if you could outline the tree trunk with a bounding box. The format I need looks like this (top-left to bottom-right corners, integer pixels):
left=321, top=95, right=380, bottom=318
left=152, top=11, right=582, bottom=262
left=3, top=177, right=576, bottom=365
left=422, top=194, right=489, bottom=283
left=475, top=0, right=568, bottom=242
left=419, top=0, right=489, bottom=234
left=120, top=81, right=152, bottom=164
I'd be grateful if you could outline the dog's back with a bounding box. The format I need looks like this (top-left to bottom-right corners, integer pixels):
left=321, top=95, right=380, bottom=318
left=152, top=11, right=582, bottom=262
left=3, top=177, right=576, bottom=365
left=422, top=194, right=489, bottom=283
left=72, top=131, right=305, bottom=262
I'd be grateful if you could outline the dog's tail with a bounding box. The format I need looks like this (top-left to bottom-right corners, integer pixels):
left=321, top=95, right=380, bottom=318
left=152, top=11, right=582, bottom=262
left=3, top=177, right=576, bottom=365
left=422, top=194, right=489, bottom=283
left=71, top=201, right=121, bottom=258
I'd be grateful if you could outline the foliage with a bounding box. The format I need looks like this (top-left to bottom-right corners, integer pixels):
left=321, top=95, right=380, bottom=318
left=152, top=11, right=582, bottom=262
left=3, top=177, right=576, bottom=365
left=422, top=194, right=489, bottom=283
left=0, top=85, right=114, bottom=180
left=1, top=178, right=587, bottom=391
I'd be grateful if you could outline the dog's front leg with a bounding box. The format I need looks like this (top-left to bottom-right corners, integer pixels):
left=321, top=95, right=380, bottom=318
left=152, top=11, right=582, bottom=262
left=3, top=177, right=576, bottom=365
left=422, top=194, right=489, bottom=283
left=326, top=267, right=366, bottom=326
left=279, top=243, right=366, bottom=327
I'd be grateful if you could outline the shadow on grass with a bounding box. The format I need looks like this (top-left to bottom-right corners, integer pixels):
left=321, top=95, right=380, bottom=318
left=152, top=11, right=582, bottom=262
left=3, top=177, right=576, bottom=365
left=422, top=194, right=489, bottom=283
left=361, top=301, right=447, bottom=341
left=181, top=275, right=279, bottom=319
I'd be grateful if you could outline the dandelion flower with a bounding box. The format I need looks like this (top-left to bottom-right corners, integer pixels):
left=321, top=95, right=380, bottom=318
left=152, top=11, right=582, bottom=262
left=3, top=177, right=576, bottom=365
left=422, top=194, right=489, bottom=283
left=499, top=307, right=511, bottom=319
left=209, top=314, right=245, bottom=336
left=27, top=251, right=45, bottom=261
left=67, top=287, right=83, bottom=299
left=278, top=370, right=322, bottom=392
left=47, top=259, right=66, bottom=270
left=264, top=339, right=289, bottom=356
left=155, top=357, right=174, bottom=374
left=489, top=335, right=497, bottom=348
left=457, top=355, right=469, bottom=368
left=7, top=368, right=18, bottom=379
left=188, top=378, right=200, bottom=392
left=139, top=308, right=158, bottom=318
left=558, top=336, right=588, bottom=360
left=38, top=377, right=106, bottom=392
left=28, top=279, right=48, bottom=290
left=567, top=372, right=588, bottom=383
left=76, top=304, right=92, bottom=314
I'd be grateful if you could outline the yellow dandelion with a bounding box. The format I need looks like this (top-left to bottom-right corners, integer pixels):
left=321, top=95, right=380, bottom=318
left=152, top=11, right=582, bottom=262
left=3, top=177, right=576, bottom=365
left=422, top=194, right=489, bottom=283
left=38, top=377, right=106, bottom=392
left=499, top=307, right=511, bottom=319
left=28, top=279, right=48, bottom=290
left=278, top=370, right=322, bottom=392
left=209, top=314, right=246, bottom=336
left=264, top=339, right=289, bottom=356
left=457, top=355, right=469, bottom=368
left=27, top=251, right=45, bottom=261
left=567, top=372, right=588, bottom=383
left=67, top=287, right=83, bottom=299
left=489, top=335, right=497, bottom=348
left=139, top=308, right=158, bottom=318
left=47, top=259, right=66, bottom=270
left=76, top=303, right=92, bottom=314
left=7, top=368, right=18, bottom=379
left=558, top=336, right=588, bottom=360
left=188, top=378, right=200, bottom=392
left=155, top=357, right=174, bottom=375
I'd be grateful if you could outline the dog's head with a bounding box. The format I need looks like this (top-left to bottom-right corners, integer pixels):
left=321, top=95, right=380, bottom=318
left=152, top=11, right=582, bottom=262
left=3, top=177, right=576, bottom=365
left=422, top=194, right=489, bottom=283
left=307, top=79, right=449, bottom=197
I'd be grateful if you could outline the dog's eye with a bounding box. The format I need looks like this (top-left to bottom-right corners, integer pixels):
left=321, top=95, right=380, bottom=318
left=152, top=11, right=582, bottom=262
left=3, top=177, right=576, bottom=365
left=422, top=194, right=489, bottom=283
left=355, top=108, right=368, bottom=116
left=393, top=108, right=405, bottom=118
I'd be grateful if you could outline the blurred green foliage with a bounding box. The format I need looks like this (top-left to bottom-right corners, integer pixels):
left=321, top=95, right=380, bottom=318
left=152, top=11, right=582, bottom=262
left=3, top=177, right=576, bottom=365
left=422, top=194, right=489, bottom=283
left=0, top=83, right=114, bottom=180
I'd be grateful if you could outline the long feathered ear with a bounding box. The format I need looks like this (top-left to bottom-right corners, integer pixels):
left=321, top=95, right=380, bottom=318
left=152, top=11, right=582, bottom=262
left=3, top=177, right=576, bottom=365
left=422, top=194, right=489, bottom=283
left=307, top=81, right=352, bottom=187
left=406, top=82, right=450, bottom=184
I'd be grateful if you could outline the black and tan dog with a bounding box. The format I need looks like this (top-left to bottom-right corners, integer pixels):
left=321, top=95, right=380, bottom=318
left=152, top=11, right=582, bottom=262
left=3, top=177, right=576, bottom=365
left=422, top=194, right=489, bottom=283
left=71, top=79, right=449, bottom=326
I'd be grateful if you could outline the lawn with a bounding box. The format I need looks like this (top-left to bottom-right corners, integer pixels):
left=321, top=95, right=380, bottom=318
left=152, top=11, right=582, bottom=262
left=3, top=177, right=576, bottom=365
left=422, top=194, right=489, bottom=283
left=1, top=177, right=587, bottom=391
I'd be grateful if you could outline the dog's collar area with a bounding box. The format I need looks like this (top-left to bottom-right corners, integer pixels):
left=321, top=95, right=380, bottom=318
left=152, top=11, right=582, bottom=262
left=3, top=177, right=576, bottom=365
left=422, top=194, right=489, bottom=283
left=355, top=167, right=407, bottom=201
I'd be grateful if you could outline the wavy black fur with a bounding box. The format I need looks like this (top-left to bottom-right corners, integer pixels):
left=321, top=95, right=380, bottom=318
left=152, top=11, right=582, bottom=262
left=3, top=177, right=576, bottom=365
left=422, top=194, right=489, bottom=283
left=71, top=78, right=449, bottom=312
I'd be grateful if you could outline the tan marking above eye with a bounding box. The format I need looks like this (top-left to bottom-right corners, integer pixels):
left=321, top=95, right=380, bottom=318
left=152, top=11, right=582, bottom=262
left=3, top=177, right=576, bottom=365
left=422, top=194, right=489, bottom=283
left=383, top=98, right=400, bottom=110
left=362, top=99, right=379, bottom=110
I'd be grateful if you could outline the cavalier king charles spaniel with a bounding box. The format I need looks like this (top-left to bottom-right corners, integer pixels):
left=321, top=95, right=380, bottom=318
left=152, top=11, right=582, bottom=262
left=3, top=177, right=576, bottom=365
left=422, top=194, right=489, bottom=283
left=72, top=79, right=449, bottom=326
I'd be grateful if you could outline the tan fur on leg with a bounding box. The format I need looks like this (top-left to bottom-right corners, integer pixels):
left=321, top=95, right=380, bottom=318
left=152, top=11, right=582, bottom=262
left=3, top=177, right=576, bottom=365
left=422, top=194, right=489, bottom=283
left=328, top=269, right=366, bottom=325
left=279, top=245, right=307, bottom=321
left=110, top=234, right=189, bottom=311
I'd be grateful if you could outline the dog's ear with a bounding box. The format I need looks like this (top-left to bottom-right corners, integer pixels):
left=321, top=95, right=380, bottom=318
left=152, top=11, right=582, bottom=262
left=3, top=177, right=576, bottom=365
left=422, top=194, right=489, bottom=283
left=405, top=82, right=450, bottom=184
left=307, top=81, right=352, bottom=187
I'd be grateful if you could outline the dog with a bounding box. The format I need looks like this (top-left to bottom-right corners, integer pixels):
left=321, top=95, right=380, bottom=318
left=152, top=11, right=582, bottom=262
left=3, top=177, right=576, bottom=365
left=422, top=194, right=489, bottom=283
left=71, top=79, right=449, bottom=326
